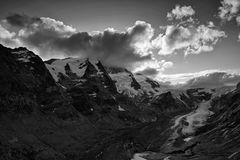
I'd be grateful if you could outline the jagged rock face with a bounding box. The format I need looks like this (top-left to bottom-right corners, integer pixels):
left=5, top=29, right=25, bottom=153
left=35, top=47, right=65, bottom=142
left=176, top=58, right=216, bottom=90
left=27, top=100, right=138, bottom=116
left=83, top=60, right=117, bottom=93
left=237, top=82, right=240, bottom=90
left=0, top=45, right=62, bottom=113
left=151, top=92, right=188, bottom=113
left=179, top=88, right=212, bottom=108
left=0, top=44, right=99, bottom=160
left=45, top=58, right=163, bottom=127
left=0, top=45, right=56, bottom=94
left=45, top=58, right=128, bottom=120
left=150, top=88, right=213, bottom=114
left=45, top=58, right=117, bottom=93
left=46, top=58, right=169, bottom=98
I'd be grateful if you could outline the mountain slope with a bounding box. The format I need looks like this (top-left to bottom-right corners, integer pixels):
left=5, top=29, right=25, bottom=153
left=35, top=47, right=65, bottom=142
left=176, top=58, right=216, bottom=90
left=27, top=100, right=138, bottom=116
left=0, top=45, right=150, bottom=160
left=0, top=44, right=102, bottom=160
left=107, top=67, right=168, bottom=97
left=131, top=84, right=240, bottom=160
left=45, top=58, right=167, bottom=97
left=1, top=44, right=240, bottom=160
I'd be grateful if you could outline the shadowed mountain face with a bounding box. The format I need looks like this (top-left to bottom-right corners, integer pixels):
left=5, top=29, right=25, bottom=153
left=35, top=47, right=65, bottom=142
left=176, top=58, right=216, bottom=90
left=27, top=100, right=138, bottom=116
left=0, top=44, right=240, bottom=160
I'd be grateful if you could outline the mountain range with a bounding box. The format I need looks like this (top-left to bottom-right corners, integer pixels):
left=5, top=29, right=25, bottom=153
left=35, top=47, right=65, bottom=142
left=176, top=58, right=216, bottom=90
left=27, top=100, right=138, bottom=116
left=0, top=44, right=240, bottom=160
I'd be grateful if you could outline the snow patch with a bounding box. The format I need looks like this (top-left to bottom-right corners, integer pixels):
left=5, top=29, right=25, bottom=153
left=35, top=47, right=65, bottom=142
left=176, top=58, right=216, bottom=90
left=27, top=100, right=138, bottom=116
left=183, top=137, right=193, bottom=142
left=134, top=74, right=162, bottom=95
left=131, top=153, right=148, bottom=160
left=17, top=57, right=30, bottom=62
left=118, top=105, right=125, bottom=111
left=88, top=93, right=97, bottom=97
left=110, top=72, right=142, bottom=97
left=163, top=157, right=171, bottom=160
left=12, top=50, right=37, bottom=63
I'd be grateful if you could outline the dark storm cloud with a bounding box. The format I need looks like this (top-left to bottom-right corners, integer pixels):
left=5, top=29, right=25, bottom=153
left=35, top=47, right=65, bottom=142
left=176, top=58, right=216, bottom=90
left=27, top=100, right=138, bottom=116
left=53, top=29, right=152, bottom=68
left=183, top=72, right=240, bottom=88
left=6, top=13, right=41, bottom=27
left=4, top=14, right=154, bottom=69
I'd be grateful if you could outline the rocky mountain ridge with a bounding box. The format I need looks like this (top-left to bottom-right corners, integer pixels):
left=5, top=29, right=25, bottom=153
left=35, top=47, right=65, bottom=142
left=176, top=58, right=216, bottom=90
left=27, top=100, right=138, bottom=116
left=45, top=57, right=168, bottom=97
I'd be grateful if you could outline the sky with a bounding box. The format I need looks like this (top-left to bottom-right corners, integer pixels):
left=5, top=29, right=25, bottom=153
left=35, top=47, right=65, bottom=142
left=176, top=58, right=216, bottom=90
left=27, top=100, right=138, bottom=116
left=0, top=0, right=240, bottom=85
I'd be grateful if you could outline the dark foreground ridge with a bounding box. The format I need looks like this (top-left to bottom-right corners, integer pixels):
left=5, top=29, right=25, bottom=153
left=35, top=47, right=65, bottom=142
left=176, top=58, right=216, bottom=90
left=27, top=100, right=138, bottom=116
left=0, top=44, right=240, bottom=160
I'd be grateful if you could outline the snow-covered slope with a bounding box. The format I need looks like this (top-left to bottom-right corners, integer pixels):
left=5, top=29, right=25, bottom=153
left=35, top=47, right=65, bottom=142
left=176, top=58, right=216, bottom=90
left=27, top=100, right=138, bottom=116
left=134, top=73, right=168, bottom=95
left=45, top=58, right=101, bottom=82
left=107, top=67, right=167, bottom=97
left=46, top=58, right=168, bottom=97
left=108, top=70, right=142, bottom=97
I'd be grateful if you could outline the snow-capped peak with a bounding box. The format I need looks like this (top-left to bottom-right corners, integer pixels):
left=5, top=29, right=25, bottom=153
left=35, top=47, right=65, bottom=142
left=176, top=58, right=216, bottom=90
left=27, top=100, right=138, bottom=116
left=45, top=57, right=100, bottom=82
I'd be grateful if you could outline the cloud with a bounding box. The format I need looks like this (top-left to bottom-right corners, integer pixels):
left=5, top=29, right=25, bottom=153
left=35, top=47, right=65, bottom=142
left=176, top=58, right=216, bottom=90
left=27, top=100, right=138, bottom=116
left=3, top=14, right=155, bottom=70
left=0, top=24, right=15, bottom=39
left=156, top=69, right=240, bottom=88
left=0, top=24, right=20, bottom=48
left=152, top=22, right=226, bottom=56
left=133, top=59, right=173, bottom=77
left=6, top=14, right=76, bottom=34
left=157, top=69, right=220, bottom=84
left=137, top=67, right=159, bottom=76
left=218, top=0, right=240, bottom=21
left=237, top=16, right=240, bottom=41
left=6, top=13, right=41, bottom=27
left=167, top=5, right=195, bottom=20
left=237, top=16, right=240, bottom=25
left=218, top=0, right=240, bottom=41
left=183, top=71, right=240, bottom=88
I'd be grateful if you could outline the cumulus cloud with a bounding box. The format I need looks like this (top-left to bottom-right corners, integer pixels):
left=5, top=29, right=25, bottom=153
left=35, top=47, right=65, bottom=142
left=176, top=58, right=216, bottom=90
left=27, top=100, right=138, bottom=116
left=2, top=13, right=156, bottom=70
left=218, top=0, right=240, bottom=41
left=152, top=22, right=226, bottom=56
left=218, top=0, right=240, bottom=21
left=167, top=5, right=195, bottom=20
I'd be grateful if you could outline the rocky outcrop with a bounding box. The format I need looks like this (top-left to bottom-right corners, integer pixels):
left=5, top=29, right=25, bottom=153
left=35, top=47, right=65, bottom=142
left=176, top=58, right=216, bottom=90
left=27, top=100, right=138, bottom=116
left=0, top=44, right=63, bottom=113
left=151, top=92, right=188, bottom=113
